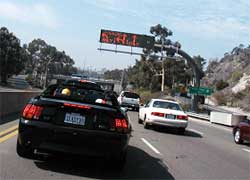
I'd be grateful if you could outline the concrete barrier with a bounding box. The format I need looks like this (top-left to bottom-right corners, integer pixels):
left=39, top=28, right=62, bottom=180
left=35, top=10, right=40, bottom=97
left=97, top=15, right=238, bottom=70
left=0, top=91, right=41, bottom=122
left=210, top=111, right=246, bottom=126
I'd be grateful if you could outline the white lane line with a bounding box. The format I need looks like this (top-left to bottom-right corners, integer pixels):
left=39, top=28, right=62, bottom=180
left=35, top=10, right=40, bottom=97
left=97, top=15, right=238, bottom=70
left=127, top=114, right=134, bottom=129
left=242, top=148, right=250, bottom=153
left=141, top=138, right=161, bottom=155
left=187, top=128, right=204, bottom=135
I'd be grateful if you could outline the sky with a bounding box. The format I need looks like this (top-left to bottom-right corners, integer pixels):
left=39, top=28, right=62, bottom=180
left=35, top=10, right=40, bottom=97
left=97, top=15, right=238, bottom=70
left=0, top=0, right=250, bottom=70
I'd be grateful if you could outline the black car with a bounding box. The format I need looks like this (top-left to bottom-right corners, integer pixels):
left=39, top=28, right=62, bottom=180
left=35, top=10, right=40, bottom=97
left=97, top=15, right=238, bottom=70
left=17, top=79, right=131, bottom=168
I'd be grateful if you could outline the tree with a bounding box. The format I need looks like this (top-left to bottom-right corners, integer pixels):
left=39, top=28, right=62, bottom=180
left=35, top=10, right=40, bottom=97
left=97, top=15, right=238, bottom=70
left=26, top=39, right=76, bottom=88
left=0, top=27, right=27, bottom=84
left=193, top=55, right=206, bottom=78
left=104, top=69, right=123, bottom=81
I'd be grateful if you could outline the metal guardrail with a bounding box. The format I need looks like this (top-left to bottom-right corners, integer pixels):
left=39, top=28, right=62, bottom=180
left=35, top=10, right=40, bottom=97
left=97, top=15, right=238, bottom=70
left=187, top=112, right=210, bottom=121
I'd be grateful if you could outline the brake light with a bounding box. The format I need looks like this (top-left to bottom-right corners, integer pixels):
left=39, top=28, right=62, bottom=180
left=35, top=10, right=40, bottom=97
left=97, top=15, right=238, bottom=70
left=115, top=118, right=128, bottom=132
left=177, top=115, right=188, bottom=120
left=151, top=112, right=165, bottom=117
left=22, top=104, right=43, bottom=120
left=64, top=103, right=92, bottom=109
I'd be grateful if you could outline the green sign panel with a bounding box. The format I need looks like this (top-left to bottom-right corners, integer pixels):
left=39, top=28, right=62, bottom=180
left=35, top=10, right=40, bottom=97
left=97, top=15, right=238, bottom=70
left=189, top=87, right=213, bottom=96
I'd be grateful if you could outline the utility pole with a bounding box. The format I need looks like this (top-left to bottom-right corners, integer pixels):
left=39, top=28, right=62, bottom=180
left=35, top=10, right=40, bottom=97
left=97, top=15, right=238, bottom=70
left=120, top=69, right=125, bottom=92
left=161, top=36, right=165, bottom=92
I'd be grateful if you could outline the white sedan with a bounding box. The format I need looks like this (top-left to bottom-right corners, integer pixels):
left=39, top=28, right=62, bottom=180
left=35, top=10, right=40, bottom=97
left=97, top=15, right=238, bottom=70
left=138, top=99, right=188, bottom=134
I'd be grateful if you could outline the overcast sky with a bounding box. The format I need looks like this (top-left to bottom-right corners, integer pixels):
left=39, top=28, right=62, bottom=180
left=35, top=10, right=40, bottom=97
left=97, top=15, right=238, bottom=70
left=0, top=0, right=249, bottom=70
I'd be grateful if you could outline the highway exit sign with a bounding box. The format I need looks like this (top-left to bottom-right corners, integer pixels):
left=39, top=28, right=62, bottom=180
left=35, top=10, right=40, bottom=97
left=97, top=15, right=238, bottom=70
left=189, top=87, right=213, bottom=96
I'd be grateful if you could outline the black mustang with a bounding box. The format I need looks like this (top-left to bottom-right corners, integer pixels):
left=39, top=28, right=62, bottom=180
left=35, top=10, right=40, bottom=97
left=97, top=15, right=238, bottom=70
left=17, top=79, right=131, bottom=169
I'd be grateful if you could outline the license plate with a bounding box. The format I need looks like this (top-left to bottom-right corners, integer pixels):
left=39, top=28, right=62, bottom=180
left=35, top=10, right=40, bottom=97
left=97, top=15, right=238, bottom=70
left=166, top=114, right=175, bottom=119
left=64, top=113, right=86, bottom=126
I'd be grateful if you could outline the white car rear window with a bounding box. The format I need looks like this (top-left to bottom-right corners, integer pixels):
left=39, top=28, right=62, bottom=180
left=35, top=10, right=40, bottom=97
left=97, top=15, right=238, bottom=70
left=153, top=101, right=182, bottom=111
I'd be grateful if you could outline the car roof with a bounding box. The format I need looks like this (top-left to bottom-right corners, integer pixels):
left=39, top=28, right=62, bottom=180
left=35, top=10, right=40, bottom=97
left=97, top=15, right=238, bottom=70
left=151, top=98, right=179, bottom=104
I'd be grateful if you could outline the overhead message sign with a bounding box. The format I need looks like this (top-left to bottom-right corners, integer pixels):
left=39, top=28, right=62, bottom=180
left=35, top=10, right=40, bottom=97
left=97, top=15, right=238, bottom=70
left=100, top=29, right=155, bottom=49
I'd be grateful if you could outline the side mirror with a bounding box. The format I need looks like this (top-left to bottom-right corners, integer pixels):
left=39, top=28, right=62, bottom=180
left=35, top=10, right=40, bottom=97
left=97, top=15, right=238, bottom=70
left=121, top=107, right=128, bottom=112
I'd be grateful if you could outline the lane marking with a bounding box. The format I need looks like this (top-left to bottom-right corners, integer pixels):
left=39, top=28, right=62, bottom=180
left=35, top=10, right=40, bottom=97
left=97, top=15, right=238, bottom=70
left=128, top=114, right=134, bottom=128
left=0, top=130, right=18, bottom=143
left=141, top=138, right=161, bottom=155
left=242, top=148, right=250, bottom=153
left=187, top=128, right=204, bottom=135
left=0, top=125, right=18, bottom=137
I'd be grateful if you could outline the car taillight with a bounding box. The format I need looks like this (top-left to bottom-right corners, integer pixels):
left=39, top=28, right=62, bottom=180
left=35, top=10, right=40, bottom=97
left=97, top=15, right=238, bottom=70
left=22, top=104, right=43, bottom=120
left=64, top=103, right=92, bottom=109
left=115, top=118, right=128, bottom=133
left=151, top=112, right=165, bottom=117
left=176, top=115, right=188, bottom=120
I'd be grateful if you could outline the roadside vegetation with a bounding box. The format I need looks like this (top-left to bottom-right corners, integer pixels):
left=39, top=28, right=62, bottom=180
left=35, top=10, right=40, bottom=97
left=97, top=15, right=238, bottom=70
left=0, top=27, right=77, bottom=88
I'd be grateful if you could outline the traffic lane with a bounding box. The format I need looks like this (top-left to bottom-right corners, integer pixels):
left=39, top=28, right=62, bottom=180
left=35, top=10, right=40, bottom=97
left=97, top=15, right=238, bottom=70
left=128, top=111, right=250, bottom=179
left=0, top=123, right=174, bottom=179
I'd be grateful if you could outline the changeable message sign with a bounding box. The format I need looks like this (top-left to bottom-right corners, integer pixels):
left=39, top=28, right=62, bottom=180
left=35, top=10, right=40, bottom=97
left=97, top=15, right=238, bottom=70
left=189, top=87, right=214, bottom=96
left=100, top=29, right=155, bottom=49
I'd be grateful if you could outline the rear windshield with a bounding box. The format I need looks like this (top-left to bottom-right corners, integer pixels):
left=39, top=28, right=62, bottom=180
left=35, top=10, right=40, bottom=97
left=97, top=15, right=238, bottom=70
left=41, top=84, right=119, bottom=107
left=153, top=101, right=182, bottom=111
left=123, top=92, right=140, bottom=99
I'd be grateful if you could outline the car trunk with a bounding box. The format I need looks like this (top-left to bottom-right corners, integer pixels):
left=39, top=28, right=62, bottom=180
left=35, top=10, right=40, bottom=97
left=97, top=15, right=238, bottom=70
left=37, top=97, right=120, bottom=132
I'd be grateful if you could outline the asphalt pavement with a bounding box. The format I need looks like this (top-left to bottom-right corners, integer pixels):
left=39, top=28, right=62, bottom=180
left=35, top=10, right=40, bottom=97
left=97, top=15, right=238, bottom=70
left=0, top=112, right=250, bottom=180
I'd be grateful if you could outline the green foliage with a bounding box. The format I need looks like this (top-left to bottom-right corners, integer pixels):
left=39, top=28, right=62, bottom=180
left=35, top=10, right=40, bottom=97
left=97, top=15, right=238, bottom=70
left=213, top=92, right=227, bottom=105
left=230, top=71, right=243, bottom=82
left=193, top=55, right=206, bottom=78
left=0, top=27, right=27, bottom=84
left=216, top=80, right=229, bottom=91
left=25, top=39, right=76, bottom=87
left=104, top=69, right=123, bottom=80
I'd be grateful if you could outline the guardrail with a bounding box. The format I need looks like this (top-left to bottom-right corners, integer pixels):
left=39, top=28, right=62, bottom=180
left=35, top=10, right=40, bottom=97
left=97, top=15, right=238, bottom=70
left=186, top=112, right=210, bottom=121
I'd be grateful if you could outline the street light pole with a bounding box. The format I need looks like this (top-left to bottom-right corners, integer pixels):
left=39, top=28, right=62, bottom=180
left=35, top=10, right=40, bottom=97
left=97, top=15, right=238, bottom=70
left=161, top=36, right=165, bottom=92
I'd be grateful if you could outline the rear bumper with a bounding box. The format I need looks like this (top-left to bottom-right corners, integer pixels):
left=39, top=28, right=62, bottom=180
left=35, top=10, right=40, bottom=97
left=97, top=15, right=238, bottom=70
left=18, top=118, right=130, bottom=158
left=120, top=103, right=139, bottom=108
left=146, top=118, right=188, bottom=128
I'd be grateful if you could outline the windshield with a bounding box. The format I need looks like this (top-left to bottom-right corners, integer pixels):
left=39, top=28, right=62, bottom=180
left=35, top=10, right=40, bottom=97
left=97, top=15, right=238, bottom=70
left=153, top=101, right=182, bottom=111
left=42, top=84, right=118, bottom=107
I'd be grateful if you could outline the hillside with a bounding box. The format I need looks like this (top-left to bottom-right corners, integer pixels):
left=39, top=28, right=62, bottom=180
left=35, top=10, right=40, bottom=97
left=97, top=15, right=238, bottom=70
left=201, top=45, right=250, bottom=111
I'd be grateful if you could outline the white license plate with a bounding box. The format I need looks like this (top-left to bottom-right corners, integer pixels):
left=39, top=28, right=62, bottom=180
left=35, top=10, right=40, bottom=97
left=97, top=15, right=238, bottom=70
left=166, top=114, right=175, bottom=119
left=64, top=113, right=86, bottom=126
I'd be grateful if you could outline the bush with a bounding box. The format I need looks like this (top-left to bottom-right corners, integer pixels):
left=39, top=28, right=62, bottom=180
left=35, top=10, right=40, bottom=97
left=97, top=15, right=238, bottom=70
left=231, top=71, right=243, bottom=82
left=213, top=92, right=227, bottom=105
left=216, top=80, right=229, bottom=91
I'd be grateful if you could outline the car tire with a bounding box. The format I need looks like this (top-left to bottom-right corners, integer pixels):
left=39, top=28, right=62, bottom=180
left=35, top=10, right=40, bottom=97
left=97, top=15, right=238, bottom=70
left=143, top=116, right=149, bottom=129
left=138, top=118, right=143, bottom=124
left=16, top=139, right=34, bottom=158
left=234, top=128, right=243, bottom=144
left=177, top=127, right=185, bottom=135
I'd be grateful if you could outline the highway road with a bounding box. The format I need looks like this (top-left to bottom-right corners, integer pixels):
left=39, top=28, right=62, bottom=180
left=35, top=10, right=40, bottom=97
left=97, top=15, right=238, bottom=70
left=0, top=111, right=250, bottom=179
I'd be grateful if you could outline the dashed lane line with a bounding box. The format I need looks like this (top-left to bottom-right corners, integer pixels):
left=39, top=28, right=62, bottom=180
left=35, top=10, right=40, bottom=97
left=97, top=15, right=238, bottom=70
left=141, top=138, right=161, bottom=155
left=242, top=148, right=250, bottom=153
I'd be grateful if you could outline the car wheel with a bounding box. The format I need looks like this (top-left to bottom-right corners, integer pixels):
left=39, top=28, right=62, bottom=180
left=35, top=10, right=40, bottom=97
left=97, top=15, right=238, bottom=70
left=234, top=129, right=243, bottom=144
left=177, top=127, right=185, bottom=135
left=16, top=139, right=34, bottom=158
left=143, top=116, right=149, bottom=129
left=138, top=116, right=143, bottom=124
